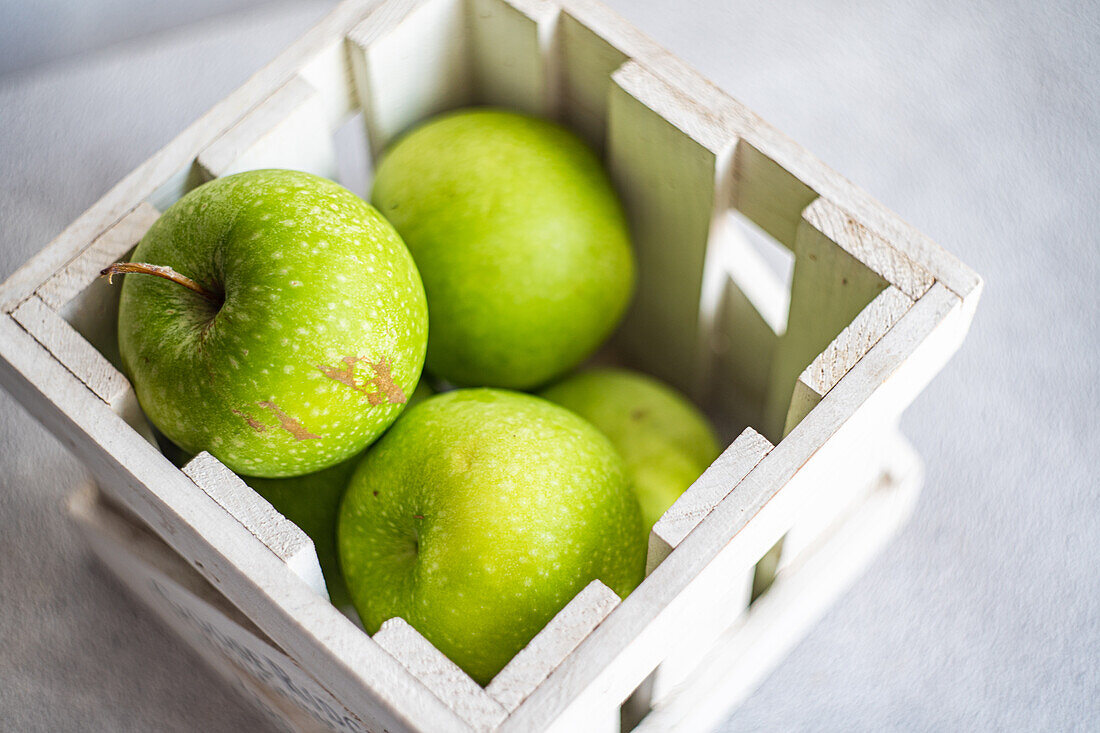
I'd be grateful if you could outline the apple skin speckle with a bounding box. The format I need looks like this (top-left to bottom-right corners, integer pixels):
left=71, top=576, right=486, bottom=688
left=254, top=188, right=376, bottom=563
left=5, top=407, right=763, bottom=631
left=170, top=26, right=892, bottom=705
left=117, top=169, right=428, bottom=478
left=337, top=389, right=646, bottom=685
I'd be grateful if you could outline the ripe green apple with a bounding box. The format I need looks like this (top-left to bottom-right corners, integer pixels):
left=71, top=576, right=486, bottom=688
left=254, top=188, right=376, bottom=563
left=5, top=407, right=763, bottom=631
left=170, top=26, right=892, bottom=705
left=540, top=368, right=722, bottom=531
left=371, top=108, right=635, bottom=390
left=337, top=388, right=646, bottom=685
left=113, top=169, right=428, bottom=478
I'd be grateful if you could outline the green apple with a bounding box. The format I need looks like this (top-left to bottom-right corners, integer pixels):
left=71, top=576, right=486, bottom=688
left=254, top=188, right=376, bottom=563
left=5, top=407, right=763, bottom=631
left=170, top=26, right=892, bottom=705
left=112, top=169, right=428, bottom=478
left=371, top=108, right=635, bottom=390
left=540, top=368, right=722, bottom=531
left=338, top=388, right=645, bottom=685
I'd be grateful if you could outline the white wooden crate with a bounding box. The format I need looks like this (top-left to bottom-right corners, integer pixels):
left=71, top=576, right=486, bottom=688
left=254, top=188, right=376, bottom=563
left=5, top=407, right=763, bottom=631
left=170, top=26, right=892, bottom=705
left=0, top=0, right=982, bottom=731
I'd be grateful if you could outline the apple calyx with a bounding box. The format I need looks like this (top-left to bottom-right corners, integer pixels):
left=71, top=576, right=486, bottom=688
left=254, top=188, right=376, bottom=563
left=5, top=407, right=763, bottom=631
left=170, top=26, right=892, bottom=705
left=101, top=262, right=219, bottom=303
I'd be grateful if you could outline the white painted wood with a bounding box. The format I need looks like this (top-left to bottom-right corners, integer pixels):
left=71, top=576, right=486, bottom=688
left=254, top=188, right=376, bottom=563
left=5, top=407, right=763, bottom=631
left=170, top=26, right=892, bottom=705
left=374, top=618, right=507, bottom=731
left=299, top=39, right=360, bottom=131
left=731, top=140, right=815, bottom=252
left=469, top=0, right=559, bottom=116
left=487, top=580, right=620, bottom=712
left=783, top=285, right=914, bottom=436
left=762, top=204, right=891, bottom=441
left=802, top=197, right=933, bottom=301
left=35, top=203, right=158, bottom=376
left=197, top=75, right=337, bottom=180
left=11, top=295, right=130, bottom=405
left=348, top=0, right=472, bottom=159
left=182, top=452, right=329, bottom=599
left=70, top=486, right=354, bottom=733
left=647, top=427, right=773, bottom=574
left=638, top=433, right=924, bottom=732
left=555, top=8, right=628, bottom=149
left=648, top=565, right=754, bottom=706
left=607, top=60, right=735, bottom=399
left=645, top=428, right=770, bottom=701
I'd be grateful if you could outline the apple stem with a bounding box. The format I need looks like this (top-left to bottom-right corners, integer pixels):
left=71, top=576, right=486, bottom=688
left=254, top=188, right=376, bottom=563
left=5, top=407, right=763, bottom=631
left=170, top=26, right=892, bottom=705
left=100, top=262, right=219, bottom=303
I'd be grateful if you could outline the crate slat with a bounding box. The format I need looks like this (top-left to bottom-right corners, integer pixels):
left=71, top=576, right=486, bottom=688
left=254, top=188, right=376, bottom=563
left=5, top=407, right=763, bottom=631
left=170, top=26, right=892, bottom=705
left=607, top=60, right=733, bottom=399
left=182, top=452, right=329, bottom=599
left=637, top=434, right=923, bottom=731
left=803, top=197, right=934, bottom=301
left=11, top=296, right=131, bottom=405
left=197, top=75, right=337, bottom=181
left=375, top=618, right=509, bottom=731
left=36, top=203, right=159, bottom=310
left=69, top=487, right=348, bottom=733
left=348, top=0, right=473, bottom=158
left=762, top=204, right=892, bottom=439
left=486, top=580, right=620, bottom=712
left=784, top=284, right=914, bottom=435
left=646, top=427, right=773, bottom=574
left=469, top=0, right=559, bottom=116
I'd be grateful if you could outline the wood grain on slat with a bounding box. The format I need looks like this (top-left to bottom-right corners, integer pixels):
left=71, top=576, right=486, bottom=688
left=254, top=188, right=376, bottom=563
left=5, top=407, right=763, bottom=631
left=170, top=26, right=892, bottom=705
left=11, top=296, right=130, bottom=405
left=762, top=207, right=890, bottom=441
left=608, top=61, right=735, bottom=399
left=373, top=617, right=508, bottom=731
left=783, top=285, right=914, bottom=435
left=487, top=580, right=620, bottom=712
left=36, top=203, right=159, bottom=310
left=647, top=428, right=773, bottom=574
left=183, top=452, right=328, bottom=599
left=71, top=488, right=359, bottom=733
left=197, top=75, right=336, bottom=180
left=803, top=197, right=933, bottom=301
left=348, top=0, right=472, bottom=158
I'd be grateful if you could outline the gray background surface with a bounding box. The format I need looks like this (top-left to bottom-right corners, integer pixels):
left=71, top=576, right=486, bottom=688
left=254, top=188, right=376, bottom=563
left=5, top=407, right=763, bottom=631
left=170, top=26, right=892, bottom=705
left=1, top=1, right=1097, bottom=730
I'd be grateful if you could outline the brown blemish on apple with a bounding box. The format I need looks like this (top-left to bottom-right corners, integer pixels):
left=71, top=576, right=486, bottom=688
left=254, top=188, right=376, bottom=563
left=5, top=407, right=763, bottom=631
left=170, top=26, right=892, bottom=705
left=232, top=408, right=267, bottom=433
left=317, top=355, right=407, bottom=405
left=256, top=401, right=321, bottom=441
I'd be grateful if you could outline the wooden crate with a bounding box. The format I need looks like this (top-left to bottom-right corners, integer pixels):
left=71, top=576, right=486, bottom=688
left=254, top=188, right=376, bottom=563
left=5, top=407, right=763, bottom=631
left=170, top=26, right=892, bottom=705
left=0, top=0, right=982, bottom=731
